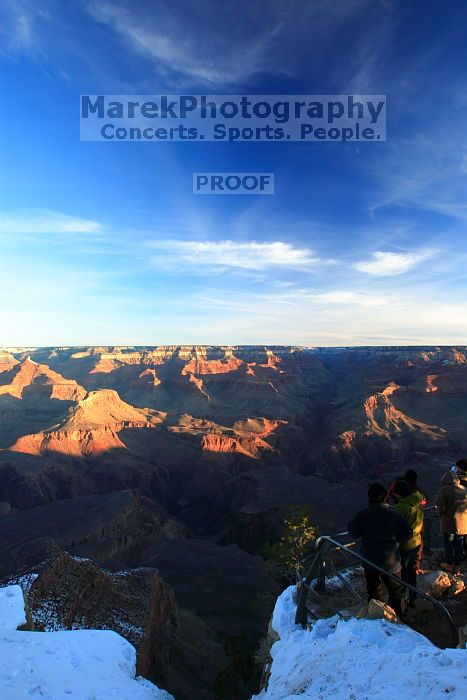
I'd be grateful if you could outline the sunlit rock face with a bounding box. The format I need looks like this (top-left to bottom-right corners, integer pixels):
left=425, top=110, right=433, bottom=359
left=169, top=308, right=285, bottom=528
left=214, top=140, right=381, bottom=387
left=2, top=344, right=467, bottom=555
left=2, top=345, right=467, bottom=495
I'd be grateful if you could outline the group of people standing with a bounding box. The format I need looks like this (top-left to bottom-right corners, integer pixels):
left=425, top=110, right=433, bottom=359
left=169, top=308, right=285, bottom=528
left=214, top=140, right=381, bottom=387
left=348, top=460, right=467, bottom=618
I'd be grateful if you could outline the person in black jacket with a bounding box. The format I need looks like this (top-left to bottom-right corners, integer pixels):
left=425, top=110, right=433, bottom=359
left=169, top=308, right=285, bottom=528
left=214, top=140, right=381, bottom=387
left=348, top=482, right=413, bottom=617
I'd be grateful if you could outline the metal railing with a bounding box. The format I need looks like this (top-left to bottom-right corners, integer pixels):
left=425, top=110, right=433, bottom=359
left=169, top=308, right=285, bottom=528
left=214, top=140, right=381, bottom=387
left=295, top=530, right=459, bottom=648
left=302, top=504, right=439, bottom=556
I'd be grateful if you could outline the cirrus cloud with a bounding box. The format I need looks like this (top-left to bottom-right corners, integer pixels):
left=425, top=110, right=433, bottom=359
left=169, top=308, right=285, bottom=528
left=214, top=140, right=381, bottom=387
left=0, top=210, right=102, bottom=235
left=85, top=0, right=282, bottom=85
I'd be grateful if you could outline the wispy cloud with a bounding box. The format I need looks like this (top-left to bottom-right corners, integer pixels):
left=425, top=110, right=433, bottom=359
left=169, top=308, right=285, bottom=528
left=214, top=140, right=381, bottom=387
left=353, top=250, right=435, bottom=276
left=85, top=0, right=282, bottom=85
left=0, top=0, right=60, bottom=58
left=0, top=0, right=36, bottom=54
left=148, top=239, right=319, bottom=271
left=0, top=210, right=103, bottom=234
left=369, top=126, right=467, bottom=222
left=310, top=290, right=389, bottom=307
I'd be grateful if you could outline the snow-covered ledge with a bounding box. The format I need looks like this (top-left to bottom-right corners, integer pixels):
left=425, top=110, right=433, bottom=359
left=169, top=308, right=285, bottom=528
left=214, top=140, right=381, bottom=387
left=252, top=585, right=467, bottom=699
left=0, top=585, right=173, bottom=699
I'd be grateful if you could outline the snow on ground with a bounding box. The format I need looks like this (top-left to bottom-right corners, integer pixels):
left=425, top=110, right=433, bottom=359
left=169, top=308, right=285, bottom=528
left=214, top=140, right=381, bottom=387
left=253, top=585, right=467, bottom=700
left=0, top=585, right=27, bottom=632
left=270, top=585, right=297, bottom=639
left=0, top=585, right=174, bottom=700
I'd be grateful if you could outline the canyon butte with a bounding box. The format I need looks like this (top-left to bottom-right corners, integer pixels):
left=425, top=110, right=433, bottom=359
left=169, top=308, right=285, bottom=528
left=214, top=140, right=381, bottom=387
left=1, top=344, right=466, bottom=699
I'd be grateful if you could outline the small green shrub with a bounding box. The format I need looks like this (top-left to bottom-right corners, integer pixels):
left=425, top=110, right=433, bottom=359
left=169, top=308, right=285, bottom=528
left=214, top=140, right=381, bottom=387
left=265, top=504, right=318, bottom=583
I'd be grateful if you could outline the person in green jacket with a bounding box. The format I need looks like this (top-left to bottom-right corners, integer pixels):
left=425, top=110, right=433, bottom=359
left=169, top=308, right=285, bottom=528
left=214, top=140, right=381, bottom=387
left=392, top=480, right=424, bottom=605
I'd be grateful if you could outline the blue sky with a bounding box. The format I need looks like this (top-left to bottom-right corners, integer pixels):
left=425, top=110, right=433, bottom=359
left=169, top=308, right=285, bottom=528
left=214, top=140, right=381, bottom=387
left=1, top=0, right=467, bottom=346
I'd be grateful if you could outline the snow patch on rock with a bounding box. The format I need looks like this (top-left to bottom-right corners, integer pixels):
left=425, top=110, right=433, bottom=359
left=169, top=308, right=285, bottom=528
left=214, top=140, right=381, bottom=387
left=255, top=585, right=467, bottom=700
left=0, top=585, right=173, bottom=699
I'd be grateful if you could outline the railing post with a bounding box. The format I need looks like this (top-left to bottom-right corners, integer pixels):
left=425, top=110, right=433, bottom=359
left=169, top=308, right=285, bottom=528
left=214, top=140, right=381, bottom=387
left=423, top=506, right=438, bottom=555
left=295, top=540, right=326, bottom=628
left=315, top=539, right=333, bottom=592
left=295, top=579, right=310, bottom=628
left=315, top=555, right=327, bottom=592
left=424, top=516, right=432, bottom=555
left=295, top=539, right=336, bottom=628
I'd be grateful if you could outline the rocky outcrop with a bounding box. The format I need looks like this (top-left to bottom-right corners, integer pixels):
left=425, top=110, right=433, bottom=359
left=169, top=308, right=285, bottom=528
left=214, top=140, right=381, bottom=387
left=0, top=352, right=18, bottom=372
left=0, top=490, right=185, bottom=576
left=0, top=358, right=85, bottom=402
left=181, top=356, right=245, bottom=375
left=7, top=389, right=164, bottom=456
left=317, top=430, right=409, bottom=480
left=168, top=414, right=281, bottom=461
left=15, top=552, right=260, bottom=700
left=134, top=368, right=162, bottom=387
left=0, top=359, right=88, bottom=447
left=363, top=387, right=445, bottom=440
left=60, top=389, right=162, bottom=430
left=10, top=427, right=130, bottom=456
left=23, top=554, right=221, bottom=699
left=201, top=433, right=274, bottom=460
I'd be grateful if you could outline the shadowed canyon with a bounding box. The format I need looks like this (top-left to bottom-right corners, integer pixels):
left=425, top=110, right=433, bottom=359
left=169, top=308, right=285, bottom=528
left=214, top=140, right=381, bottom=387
left=1, top=345, right=467, bottom=698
